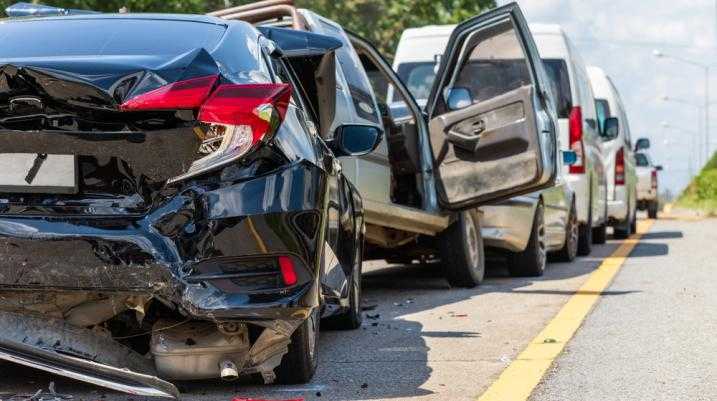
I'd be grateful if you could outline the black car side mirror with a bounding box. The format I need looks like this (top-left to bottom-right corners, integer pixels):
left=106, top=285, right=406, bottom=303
left=328, top=124, right=383, bottom=157
left=655, top=165, right=663, bottom=171
left=602, top=117, right=619, bottom=140
left=635, top=137, right=650, bottom=151
left=446, top=87, right=473, bottom=110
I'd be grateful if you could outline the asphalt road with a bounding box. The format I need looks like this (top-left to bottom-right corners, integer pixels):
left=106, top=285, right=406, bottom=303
left=0, top=216, right=713, bottom=401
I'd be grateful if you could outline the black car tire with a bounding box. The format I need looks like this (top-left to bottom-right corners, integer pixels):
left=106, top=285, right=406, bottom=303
left=648, top=201, right=658, bottom=219
left=577, top=198, right=593, bottom=256
left=554, top=199, right=578, bottom=262
left=275, top=309, right=319, bottom=384
left=439, top=210, right=485, bottom=288
left=508, top=202, right=546, bottom=277
left=324, top=249, right=363, bottom=330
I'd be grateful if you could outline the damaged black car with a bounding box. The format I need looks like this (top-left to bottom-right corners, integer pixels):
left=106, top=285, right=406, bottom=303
left=0, top=10, right=380, bottom=398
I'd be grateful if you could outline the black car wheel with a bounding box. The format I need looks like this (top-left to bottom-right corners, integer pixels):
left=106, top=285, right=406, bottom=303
left=614, top=210, right=632, bottom=239
left=508, top=202, right=546, bottom=277
left=439, top=210, right=485, bottom=288
left=324, top=246, right=363, bottom=330
left=275, top=309, right=319, bottom=384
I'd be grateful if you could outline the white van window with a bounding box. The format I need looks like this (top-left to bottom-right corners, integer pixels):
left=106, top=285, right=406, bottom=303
left=543, top=59, right=572, bottom=118
left=636, top=153, right=650, bottom=167
left=396, top=62, right=437, bottom=102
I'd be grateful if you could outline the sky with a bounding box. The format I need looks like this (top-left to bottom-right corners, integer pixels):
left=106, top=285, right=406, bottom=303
left=497, top=0, right=717, bottom=196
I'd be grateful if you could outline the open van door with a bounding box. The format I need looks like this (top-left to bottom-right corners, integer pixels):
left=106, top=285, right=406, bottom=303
left=425, top=3, right=557, bottom=211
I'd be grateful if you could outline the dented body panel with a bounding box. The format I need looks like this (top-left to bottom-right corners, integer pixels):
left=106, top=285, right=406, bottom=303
left=0, top=12, right=364, bottom=395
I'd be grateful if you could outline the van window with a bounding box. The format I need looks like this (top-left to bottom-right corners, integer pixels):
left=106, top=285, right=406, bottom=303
left=396, top=62, right=437, bottom=102
left=595, top=98, right=610, bottom=135
left=543, top=59, right=572, bottom=118
left=636, top=153, right=650, bottom=167
left=317, top=20, right=380, bottom=125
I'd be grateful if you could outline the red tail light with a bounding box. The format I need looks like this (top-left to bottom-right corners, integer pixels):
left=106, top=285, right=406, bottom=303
left=615, top=147, right=625, bottom=186
left=278, top=256, right=297, bottom=286
left=119, top=75, right=218, bottom=111
left=651, top=169, right=658, bottom=189
left=568, top=106, right=585, bottom=174
left=120, top=76, right=291, bottom=182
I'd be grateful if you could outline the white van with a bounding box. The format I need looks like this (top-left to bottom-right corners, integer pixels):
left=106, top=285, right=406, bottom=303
left=392, top=25, right=580, bottom=274
left=529, top=24, right=608, bottom=254
left=587, top=66, right=638, bottom=238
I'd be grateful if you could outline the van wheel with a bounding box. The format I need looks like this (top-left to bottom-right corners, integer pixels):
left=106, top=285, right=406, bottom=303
left=438, top=210, right=485, bottom=288
left=592, top=223, right=607, bottom=244
left=275, top=309, right=319, bottom=384
left=508, top=202, right=546, bottom=277
left=614, top=211, right=632, bottom=239
left=555, top=199, right=578, bottom=262
left=630, top=211, right=637, bottom=233
left=577, top=201, right=592, bottom=256
left=647, top=201, right=658, bottom=219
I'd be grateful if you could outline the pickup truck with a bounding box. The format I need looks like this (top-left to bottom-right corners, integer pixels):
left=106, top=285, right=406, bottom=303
left=636, top=151, right=662, bottom=218
left=220, top=1, right=560, bottom=287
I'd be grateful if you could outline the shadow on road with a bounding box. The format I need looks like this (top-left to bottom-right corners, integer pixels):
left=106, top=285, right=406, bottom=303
left=1, top=230, right=668, bottom=401
left=638, top=230, right=683, bottom=240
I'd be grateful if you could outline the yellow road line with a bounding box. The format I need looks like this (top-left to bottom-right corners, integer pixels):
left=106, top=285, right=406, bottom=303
left=476, top=219, right=655, bottom=401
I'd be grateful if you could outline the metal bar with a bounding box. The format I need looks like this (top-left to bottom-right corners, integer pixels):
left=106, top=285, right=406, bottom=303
left=0, top=339, right=179, bottom=399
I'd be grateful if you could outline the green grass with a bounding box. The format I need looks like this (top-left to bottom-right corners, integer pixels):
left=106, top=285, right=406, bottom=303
left=676, top=152, right=717, bottom=215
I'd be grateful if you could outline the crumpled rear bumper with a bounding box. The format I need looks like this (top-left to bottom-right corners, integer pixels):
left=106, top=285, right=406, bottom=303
left=0, top=162, right=324, bottom=321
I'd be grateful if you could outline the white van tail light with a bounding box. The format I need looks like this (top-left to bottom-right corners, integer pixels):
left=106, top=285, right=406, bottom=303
left=651, top=169, right=658, bottom=189
left=568, top=106, right=585, bottom=174
left=120, top=76, right=291, bottom=182
left=615, top=147, right=625, bottom=186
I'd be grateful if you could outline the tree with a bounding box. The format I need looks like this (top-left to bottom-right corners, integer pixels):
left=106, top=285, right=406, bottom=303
left=2, top=0, right=495, bottom=56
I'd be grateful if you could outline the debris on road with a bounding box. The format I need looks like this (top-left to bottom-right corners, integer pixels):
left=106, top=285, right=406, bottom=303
left=0, top=382, right=73, bottom=401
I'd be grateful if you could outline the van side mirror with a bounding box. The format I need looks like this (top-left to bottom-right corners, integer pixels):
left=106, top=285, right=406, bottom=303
left=562, top=150, right=578, bottom=166
left=655, top=165, right=663, bottom=171
left=446, top=87, right=473, bottom=110
left=328, top=124, right=383, bottom=157
left=602, top=117, right=619, bottom=140
left=635, top=137, right=650, bottom=151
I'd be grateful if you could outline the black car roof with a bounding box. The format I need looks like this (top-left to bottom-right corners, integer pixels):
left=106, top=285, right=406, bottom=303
left=3, top=13, right=230, bottom=27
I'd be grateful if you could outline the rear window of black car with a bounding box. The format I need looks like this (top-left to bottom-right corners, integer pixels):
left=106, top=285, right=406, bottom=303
left=0, top=19, right=225, bottom=57
left=543, top=59, right=572, bottom=118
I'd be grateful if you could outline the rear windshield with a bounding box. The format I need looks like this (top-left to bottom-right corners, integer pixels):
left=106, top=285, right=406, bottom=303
left=636, top=153, right=650, bottom=167
left=0, top=19, right=226, bottom=57
left=543, top=59, right=572, bottom=118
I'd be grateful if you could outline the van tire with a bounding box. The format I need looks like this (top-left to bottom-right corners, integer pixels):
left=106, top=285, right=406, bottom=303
left=508, top=203, right=546, bottom=277
left=555, top=199, right=578, bottom=262
left=592, top=223, right=607, bottom=244
left=648, top=201, right=658, bottom=219
left=439, top=210, right=485, bottom=288
left=275, top=309, right=319, bottom=384
left=577, top=200, right=593, bottom=256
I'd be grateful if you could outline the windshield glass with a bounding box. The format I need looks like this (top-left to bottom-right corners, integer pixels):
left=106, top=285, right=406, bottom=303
left=396, top=61, right=437, bottom=102
left=636, top=153, right=650, bottom=167
left=543, top=59, right=572, bottom=118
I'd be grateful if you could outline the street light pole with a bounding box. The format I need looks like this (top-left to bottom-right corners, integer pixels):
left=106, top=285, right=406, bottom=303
left=653, top=50, right=713, bottom=165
